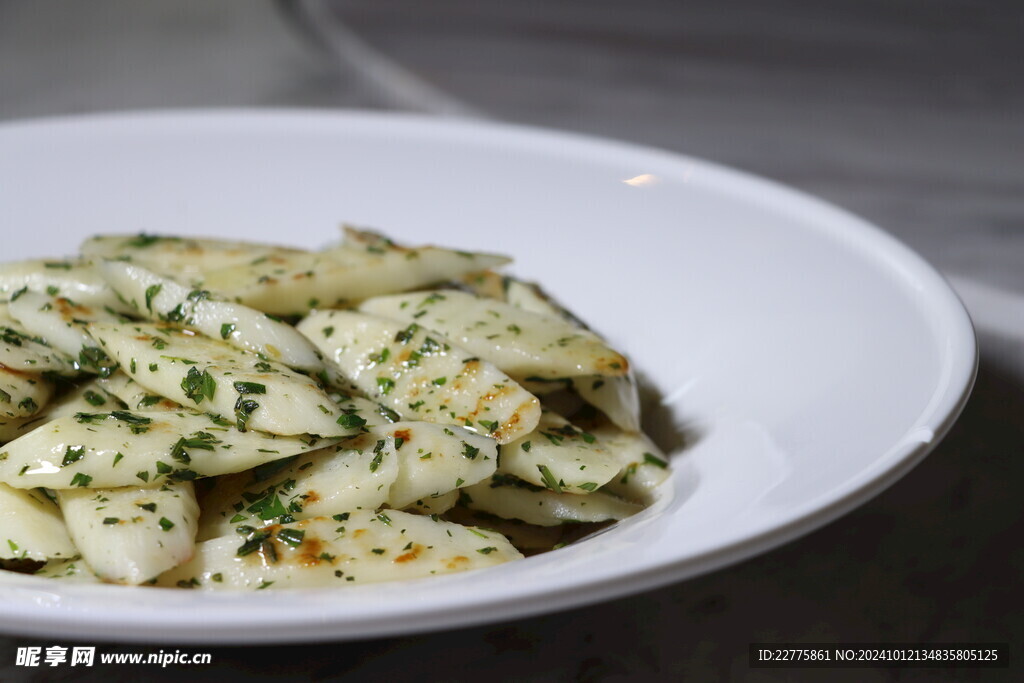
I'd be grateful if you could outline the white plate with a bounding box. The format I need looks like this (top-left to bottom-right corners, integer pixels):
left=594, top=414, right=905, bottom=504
left=0, top=111, right=975, bottom=644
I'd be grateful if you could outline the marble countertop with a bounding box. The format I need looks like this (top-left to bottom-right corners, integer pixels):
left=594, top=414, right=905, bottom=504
left=0, top=1, right=1019, bottom=680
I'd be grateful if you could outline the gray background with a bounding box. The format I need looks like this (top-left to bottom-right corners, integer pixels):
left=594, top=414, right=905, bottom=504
left=0, top=1, right=1020, bottom=680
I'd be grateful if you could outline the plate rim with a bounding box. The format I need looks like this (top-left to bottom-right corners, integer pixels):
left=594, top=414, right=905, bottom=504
left=0, top=108, right=977, bottom=644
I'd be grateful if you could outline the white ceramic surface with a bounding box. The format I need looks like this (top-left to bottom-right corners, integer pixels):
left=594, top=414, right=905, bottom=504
left=0, top=111, right=975, bottom=644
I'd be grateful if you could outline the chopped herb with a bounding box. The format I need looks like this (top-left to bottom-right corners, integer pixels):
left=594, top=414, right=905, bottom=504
left=83, top=390, right=106, bottom=407
left=521, top=441, right=532, bottom=452
left=69, top=472, right=93, bottom=487
left=643, top=452, right=669, bottom=468
left=376, top=512, right=392, bottom=525
left=211, top=573, right=223, bottom=583
left=136, top=471, right=150, bottom=483
left=431, top=377, right=447, bottom=386
left=234, top=398, right=259, bottom=431
left=461, top=442, right=480, bottom=460
left=62, top=445, right=86, bottom=467
left=394, top=323, right=419, bottom=344
left=233, top=381, right=266, bottom=395
left=158, top=517, right=175, bottom=531
left=578, top=482, right=599, bottom=492
left=144, top=284, right=162, bottom=312
left=125, top=233, right=161, bottom=248
left=478, top=419, right=499, bottom=434
left=371, top=548, right=386, bottom=555
left=369, top=439, right=386, bottom=472
left=181, top=367, right=217, bottom=404
left=322, top=326, right=335, bottom=338
left=277, top=528, right=305, bottom=547
left=476, top=547, right=498, bottom=555
left=220, top=323, right=236, bottom=339
left=537, top=465, right=563, bottom=493
left=102, top=517, right=120, bottom=525
left=112, top=452, right=124, bottom=467
left=336, top=412, right=367, bottom=429
left=137, top=502, right=157, bottom=512
left=376, top=377, right=395, bottom=395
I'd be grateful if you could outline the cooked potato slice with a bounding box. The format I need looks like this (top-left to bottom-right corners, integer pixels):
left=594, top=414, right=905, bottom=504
left=197, top=434, right=400, bottom=541
left=0, top=367, right=53, bottom=419
left=58, top=481, right=199, bottom=585
left=200, top=242, right=510, bottom=316
left=298, top=310, right=540, bottom=444
left=359, top=290, right=629, bottom=380
left=0, top=303, right=79, bottom=375
left=80, top=233, right=306, bottom=280
left=591, top=427, right=671, bottom=503
left=8, top=291, right=124, bottom=377
left=485, top=278, right=642, bottom=432
left=97, top=373, right=181, bottom=412
left=0, top=410, right=331, bottom=489
left=156, top=511, right=521, bottom=589
left=1, top=379, right=119, bottom=444
left=97, top=260, right=324, bottom=371
left=197, top=422, right=495, bottom=539
left=0, top=484, right=77, bottom=562
left=88, top=322, right=355, bottom=437
left=0, top=259, right=132, bottom=313
left=499, top=411, right=620, bottom=493
left=462, top=475, right=641, bottom=526
left=382, top=421, right=496, bottom=509
left=403, top=490, right=458, bottom=515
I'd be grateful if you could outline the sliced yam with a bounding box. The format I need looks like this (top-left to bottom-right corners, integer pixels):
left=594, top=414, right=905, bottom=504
left=0, top=484, right=77, bottom=562
left=499, top=279, right=642, bottom=431
left=46, top=379, right=127, bottom=420
left=0, top=410, right=331, bottom=489
left=329, top=391, right=397, bottom=429
left=591, top=427, right=672, bottom=503
left=504, top=278, right=584, bottom=325
left=8, top=291, right=124, bottom=377
left=403, top=490, right=458, bottom=516
left=573, top=374, right=641, bottom=433
left=382, top=421, right=497, bottom=509
left=0, top=258, right=133, bottom=313
left=459, top=269, right=508, bottom=301
left=197, top=433, right=401, bottom=541
left=58, top=481, right=199, bottom=585
left=499, top=411, right=620, bottom=493
left=201, top=242, right=511, bottom=316
left=33, top=558, right=102, bottom=582
left=359, top=290, right=629, bottom=380
left=97, top=260, right=323, bottom=372
left=297, top=310, right=540, bottom=444
left=1, top=379, right=119, bottom=443
left=80, top=233, right=306, bottom=281
left=0, top=367, right=53, bottom=419
left=197, top=422, right=495, bottom=539
left=156, top=511, right=522, bottom=589
left=0, top=303, right=79, bottom=375
left=97, top=373, right=181, bottom=412
left=88, top=322, right=355, bottom=437
left=462, top=475, right=641, bottom=527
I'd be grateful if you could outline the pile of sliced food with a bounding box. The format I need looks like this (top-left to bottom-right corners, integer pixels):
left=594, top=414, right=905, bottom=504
left=0, top=228, right=670, bottom=589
